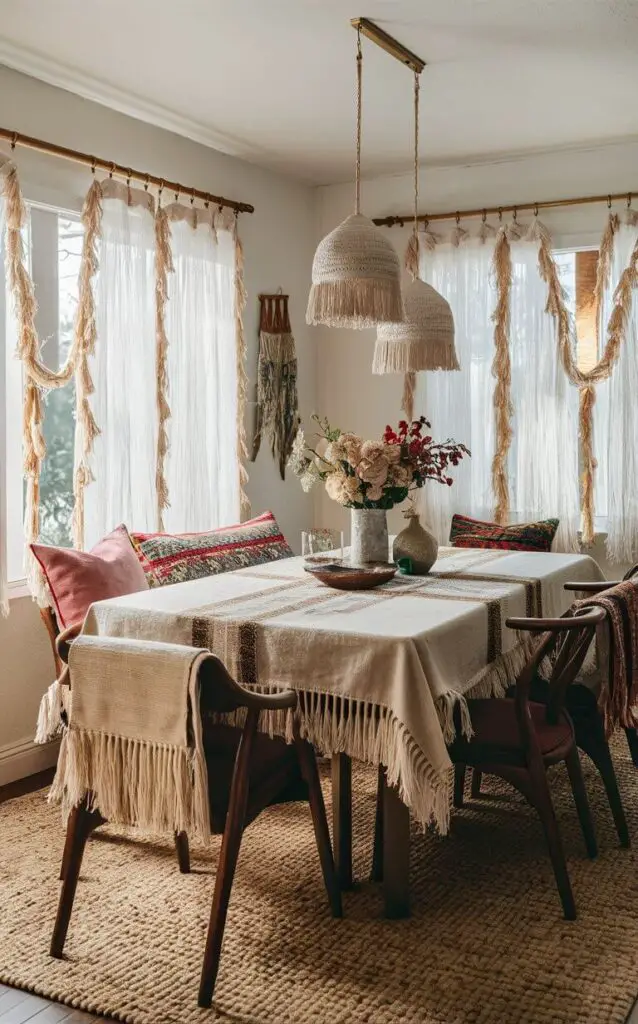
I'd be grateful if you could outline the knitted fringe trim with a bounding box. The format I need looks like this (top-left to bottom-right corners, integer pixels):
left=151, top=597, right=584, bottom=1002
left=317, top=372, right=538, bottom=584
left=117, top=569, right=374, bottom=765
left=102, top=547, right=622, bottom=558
left=72, top=181, right=103, bottom=550
left=154, top=206, right=173, bottom=530
left=35, top=679, right=64, bottom=745
left=306, top=278, right=405, bottom=329
left=372, top=337, right=460, bottom=374
left=214, top=695, right=452, bottom=834
left=490, top=228, right=513, bottom=525
left=234, top=221, right=251, bottom=520
left=435, top=634, right=537, bottom=744
left=49, top=728, right=211, bottom=842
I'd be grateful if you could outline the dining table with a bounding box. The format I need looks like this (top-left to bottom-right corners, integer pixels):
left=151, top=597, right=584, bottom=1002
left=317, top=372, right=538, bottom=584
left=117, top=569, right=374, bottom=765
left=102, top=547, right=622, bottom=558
left=82, top=544, right=605, bottom=917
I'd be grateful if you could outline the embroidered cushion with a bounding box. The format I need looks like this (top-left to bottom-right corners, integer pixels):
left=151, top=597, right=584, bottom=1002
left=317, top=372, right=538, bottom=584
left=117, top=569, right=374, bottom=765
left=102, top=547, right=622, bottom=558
left=449, top=514, right=559, bottom=553
left=130, top=511, right=294, bottom=587
left=31, top=524, right=149, bottom=628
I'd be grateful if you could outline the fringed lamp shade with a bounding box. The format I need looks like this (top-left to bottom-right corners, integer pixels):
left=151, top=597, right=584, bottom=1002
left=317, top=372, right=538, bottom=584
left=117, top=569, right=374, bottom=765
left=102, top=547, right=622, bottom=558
left=373, top=277, right=459, bottom=373
left=306, top=214, right=404, bottom=329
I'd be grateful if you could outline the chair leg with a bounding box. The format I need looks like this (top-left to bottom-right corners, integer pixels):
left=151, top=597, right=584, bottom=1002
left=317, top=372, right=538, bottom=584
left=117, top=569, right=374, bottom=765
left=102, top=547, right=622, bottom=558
left=625, top=727, right=638, bottom=768
left=529, top=765, right=577, bottom=920
left=471, top=769, right=483, bottom=798
left=50, top=802, right=103, bottom=957
left=198, top=710, right=257, bottom=1009
left=453, top=764, right=465, bottom=808
left=565, top=747, right=597, bottom=859
left=295, top=738, right=343, bottom=919
left=371, top=764, right=384, bottom=882
left=174, top=831, right=191, bottom=873
left=576, top=717, right=630, bottom=848
left=58, top=823, right=75, bottom=882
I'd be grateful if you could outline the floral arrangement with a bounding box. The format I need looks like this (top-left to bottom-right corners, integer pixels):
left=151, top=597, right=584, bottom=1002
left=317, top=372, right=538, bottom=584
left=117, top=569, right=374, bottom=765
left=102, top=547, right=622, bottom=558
left=289, top=415, right=470, bottom=510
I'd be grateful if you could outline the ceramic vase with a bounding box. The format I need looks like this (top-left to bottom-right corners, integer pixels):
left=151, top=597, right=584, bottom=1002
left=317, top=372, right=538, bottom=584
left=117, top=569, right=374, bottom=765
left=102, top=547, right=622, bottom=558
left=392, top=509, right=438, bottom=575
left=350, top=507, right=389, bottom=564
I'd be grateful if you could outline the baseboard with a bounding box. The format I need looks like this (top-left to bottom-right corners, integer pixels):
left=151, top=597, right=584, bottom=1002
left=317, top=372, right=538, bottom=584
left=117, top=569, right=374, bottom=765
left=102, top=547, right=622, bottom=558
left=0, top=736, right=60, bottom=787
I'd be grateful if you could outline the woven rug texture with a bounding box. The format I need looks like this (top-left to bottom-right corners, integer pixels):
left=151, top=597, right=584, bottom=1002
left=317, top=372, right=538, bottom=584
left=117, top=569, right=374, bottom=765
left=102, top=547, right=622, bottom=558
left=1, top=741, right=638, bottom=1024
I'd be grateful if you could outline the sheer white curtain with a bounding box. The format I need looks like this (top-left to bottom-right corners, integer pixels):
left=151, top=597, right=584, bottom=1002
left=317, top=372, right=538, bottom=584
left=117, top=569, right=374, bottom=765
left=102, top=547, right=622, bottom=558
left=509, top=234, right=580, bottom=550
left=84, top=183, right=158, bottom=547
left=163, top=206, right=238, bottom=532
left=416, top=233, right=497, bottom=544
left=601, top=218, right=638, bottom=562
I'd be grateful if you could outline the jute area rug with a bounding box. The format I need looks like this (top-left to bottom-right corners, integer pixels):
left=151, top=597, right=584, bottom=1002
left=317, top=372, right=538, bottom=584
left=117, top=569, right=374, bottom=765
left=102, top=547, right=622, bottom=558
left=1, top=741, right=638, bottom=1024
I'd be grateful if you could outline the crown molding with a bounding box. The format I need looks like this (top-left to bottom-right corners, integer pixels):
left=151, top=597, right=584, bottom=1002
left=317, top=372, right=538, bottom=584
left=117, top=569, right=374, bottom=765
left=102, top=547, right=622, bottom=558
left=0, top=39, right=256, bottom=161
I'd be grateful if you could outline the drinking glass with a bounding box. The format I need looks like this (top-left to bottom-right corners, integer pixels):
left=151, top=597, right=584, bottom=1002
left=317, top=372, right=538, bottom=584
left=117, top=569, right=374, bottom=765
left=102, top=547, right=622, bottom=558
left=302, top=529, right=344, bottom=561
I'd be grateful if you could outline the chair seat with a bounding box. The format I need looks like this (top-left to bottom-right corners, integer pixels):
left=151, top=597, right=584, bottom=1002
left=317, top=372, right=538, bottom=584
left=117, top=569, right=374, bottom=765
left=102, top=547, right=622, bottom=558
left=450, top=698, right=574, bottom=764
left=203, top=723, right=305, bottom=832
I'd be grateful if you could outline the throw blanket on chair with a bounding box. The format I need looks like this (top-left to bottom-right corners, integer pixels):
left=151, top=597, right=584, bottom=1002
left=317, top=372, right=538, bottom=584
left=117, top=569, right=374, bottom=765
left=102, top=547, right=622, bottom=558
left=49, top=635, right=211, bottom=840
left=576, top=580, right=638, bottom=736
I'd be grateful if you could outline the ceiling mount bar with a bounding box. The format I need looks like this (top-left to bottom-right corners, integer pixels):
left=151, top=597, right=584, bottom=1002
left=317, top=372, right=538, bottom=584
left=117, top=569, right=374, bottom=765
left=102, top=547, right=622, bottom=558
left=350, top=17, right=426, bottom=74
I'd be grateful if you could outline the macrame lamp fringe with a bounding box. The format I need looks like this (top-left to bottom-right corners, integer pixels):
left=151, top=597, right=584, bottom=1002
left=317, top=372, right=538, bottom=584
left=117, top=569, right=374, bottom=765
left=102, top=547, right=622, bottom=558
left=307, top=215, right=404, bottom=329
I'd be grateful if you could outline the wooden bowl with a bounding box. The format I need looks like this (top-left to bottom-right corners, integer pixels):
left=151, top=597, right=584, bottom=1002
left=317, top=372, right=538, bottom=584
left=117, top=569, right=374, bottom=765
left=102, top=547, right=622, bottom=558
left=303, top=559, right=396, bottom=591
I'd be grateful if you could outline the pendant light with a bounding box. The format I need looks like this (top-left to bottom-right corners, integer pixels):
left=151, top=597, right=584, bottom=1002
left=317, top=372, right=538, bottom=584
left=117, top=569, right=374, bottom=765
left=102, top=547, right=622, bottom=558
left=306, top=26, right=404, bottom=329
left=373, top=71, right=459, bottom=418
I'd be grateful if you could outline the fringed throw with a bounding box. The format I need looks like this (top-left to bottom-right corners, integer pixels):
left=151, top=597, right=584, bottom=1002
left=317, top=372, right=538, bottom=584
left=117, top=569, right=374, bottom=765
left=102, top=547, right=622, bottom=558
left=575, top=581, right=638, bottom=738
left=49, top=634, right=211, bottom=841
left=251, top=293, right=300, bottom=480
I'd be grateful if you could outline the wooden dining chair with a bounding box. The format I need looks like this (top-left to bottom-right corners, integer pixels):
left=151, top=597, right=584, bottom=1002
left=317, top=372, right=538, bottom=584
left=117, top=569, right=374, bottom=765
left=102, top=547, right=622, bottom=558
left=49, top=633, right=342, bottom=1008
left=448, top=607, right=607, bottom=920
left=43, top=615, right=192, bottom=876
left=471, top=566, right=638, bottom=826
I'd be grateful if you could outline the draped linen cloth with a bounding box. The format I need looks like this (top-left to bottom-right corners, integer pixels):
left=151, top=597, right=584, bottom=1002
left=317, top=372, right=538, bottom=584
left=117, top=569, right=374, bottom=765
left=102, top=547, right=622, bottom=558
left=162, top=204, right=239, bottom=532
left=49, top=633, right=211, bottom=840
left=416, top=232, right=497, bottom=544
left=84, top=183, right=158, bottom=548
left=509, top=235, right=580, bottom=551
left=82, top=547, right=603, bottom=833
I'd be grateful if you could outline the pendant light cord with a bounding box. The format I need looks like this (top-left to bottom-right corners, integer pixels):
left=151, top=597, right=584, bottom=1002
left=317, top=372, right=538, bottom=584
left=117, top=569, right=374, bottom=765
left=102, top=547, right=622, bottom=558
left=355, top=27, right=362, bottom=215
left=412, top=70, right=420, bottom=277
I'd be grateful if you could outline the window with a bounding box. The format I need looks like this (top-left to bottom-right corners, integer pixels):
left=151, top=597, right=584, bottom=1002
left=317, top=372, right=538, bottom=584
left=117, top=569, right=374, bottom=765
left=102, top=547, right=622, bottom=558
left=553, top=248, right=600, bottom=371
left=3, top=205, right=83, bottom=583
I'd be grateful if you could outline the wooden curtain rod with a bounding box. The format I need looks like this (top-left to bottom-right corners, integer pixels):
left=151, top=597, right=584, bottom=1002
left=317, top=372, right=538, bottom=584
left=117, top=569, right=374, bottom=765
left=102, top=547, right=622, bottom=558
left=0, top=126, right=255, bottom=215
left=373, top=189, right=637, bottom=228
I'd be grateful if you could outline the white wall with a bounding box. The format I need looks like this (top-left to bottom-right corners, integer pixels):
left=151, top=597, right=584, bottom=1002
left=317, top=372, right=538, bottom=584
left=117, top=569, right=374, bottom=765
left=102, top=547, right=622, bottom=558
left=0, top=66, right=318, bottom=782
left=312, top=140, right=638, bottom=546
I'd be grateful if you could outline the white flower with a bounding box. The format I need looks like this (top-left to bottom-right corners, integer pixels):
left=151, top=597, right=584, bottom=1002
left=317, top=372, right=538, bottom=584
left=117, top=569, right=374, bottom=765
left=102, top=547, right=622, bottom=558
left=300, top=469, right=317, bottom=493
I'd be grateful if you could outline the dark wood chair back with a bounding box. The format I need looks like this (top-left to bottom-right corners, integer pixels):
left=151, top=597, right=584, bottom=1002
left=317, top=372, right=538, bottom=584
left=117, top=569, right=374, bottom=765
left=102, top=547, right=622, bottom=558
left=504, top=607, right=606, bottom=756
left=40, top=606, right=63, bottom=677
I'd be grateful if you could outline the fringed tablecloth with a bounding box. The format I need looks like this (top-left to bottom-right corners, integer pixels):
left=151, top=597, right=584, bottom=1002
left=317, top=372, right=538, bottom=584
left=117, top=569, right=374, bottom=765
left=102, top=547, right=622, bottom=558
left=83, top=546, right=604, bottom=833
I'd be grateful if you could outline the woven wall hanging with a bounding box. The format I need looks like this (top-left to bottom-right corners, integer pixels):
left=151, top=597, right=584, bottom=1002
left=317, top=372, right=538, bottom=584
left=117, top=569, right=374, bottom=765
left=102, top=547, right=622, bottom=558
left=251, top=291, right=300, bottom=480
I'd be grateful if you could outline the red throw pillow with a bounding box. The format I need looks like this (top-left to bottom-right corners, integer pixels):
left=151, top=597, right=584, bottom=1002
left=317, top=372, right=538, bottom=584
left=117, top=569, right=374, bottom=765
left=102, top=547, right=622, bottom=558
left=130, top=510, right=293, bottom=587
left=31, top=524, right=149, bottom=628
left=449, top=514, right=559, bottom=552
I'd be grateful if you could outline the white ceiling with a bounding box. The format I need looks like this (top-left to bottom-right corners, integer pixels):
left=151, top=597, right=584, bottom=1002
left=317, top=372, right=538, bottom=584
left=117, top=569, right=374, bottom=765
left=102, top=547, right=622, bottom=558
left=0, top=0, right=637, bottom=185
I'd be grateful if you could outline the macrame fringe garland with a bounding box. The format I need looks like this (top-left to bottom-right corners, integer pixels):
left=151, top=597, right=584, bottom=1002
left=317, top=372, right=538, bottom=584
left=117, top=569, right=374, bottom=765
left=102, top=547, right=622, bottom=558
left=234, top=221, right=251, bottom=520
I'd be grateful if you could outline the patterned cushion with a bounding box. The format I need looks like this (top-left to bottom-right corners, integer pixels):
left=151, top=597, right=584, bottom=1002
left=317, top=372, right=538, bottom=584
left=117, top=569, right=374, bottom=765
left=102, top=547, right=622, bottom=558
left=449, top=514, right=559, bottom=553
left=130, top=511, right=293, bottom=587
